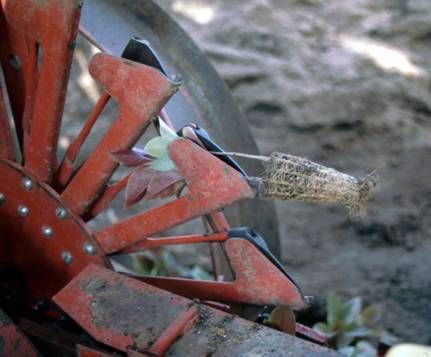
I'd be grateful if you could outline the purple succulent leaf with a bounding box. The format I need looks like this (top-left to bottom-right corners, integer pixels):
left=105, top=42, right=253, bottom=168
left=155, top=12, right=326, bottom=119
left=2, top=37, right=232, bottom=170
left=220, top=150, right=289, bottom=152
left=124, top=166, right=155, bottom=208
left=145, top=169, right=183, bottom=200
left=111, top=148, right=155, bottom=167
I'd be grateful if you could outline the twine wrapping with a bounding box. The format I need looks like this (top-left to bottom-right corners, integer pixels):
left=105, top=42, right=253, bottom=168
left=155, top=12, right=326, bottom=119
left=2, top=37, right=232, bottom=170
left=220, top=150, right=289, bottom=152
left=253, top=152, right=376, bottom=218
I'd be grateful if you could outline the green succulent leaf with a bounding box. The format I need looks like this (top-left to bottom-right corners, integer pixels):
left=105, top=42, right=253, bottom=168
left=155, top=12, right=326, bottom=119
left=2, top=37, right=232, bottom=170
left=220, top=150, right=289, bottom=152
left=361, top=305, right=381, bottom=326
left=328, top=290, right=344, bottom=328
left=313, top=322, right=331, bottom=334
left=351, top=340, right=377, bottom=357
left=317, top=291, right=383, bottom=352
left=143, top=136, right=172, bottom=158
left=344, top=297, right=362, bottom=325
left=149, top=153, right=176, bottom=172
left=336, top=324, right=373, bottom=348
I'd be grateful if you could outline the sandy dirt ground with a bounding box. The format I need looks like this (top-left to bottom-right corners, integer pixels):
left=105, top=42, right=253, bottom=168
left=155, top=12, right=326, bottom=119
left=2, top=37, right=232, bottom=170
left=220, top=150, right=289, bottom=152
left=63, top=0, right=431, bottom=343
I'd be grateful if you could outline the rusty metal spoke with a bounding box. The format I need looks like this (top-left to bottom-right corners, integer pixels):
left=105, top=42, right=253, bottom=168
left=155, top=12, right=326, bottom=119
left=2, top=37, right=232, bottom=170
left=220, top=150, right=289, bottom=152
left=95, top=139, right=254, bottom=254
left=4, top=0, right=82, bottom=182
left=0, top=68, right=15, bottom=160
left=55, top=92, right=110, bottom=190
left=60, top=53, right=180, bottom=217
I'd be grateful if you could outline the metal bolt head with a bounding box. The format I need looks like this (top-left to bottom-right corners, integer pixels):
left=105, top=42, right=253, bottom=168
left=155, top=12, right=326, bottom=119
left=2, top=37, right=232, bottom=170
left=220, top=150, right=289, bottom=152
left=22, top=177, right=33, bottom=190
left=83, top=242, right=96, bottom=255
left=61, top=251, right=73, bottom=265
left=55, top=207, right=67, bottom=220
left=42, top=226, right=53, bottom=239
left=304, top=295, right=314, bottom=306
left=0, top=193, right=4, bottom=204
left=17, top=205, right=29, bottom=217
left=170, top=73, right=182, bottom=83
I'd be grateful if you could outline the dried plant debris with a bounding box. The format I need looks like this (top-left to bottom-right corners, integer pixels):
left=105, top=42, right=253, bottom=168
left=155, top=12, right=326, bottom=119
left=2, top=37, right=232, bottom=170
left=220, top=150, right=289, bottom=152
left=253, top=152, right=376, bottom=218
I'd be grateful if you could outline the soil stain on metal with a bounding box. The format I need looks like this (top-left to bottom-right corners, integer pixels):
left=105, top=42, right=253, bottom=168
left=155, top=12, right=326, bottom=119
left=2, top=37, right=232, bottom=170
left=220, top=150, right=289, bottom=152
left=81, top=276, right=185, bottom=350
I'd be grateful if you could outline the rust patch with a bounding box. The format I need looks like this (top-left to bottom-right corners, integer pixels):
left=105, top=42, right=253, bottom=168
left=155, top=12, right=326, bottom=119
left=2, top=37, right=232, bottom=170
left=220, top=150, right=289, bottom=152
left=81, top=276, right=186, bottom=350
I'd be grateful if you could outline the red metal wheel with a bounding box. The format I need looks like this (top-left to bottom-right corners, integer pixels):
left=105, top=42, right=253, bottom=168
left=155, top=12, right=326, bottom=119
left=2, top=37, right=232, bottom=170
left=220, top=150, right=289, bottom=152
left=0, top=1, right=332, bottom=355
left=0, top=0, right=294, bottom=305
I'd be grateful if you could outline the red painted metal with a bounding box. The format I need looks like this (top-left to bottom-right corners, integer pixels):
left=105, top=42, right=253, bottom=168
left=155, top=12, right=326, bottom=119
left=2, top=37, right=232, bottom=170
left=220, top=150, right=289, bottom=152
left=0, top=4, right=35, bottom=147
left=0, top=1, right=320, bottom=353
left=54, top=265, right=335, bottom=356
left=0, top=309, right=39, bottom=356
left=139, top=238, right=305, bottom=309
left=208, top=211, right=230, bottom=231
left=83, top=174, right=130, bottom=221
left=56, top=92, right=111, bottom=189
left=53, top=264, right=192, bottom=353
left=4, top=0, right=82, bottom=182
left=119, top=232, right=228, bottom=253
left=0, top=81, right=14, bottom=160
left=296, top=323, right=327, bottom=345
left=95, top=139, right=255, bottom=253
left=146, top=305, right=198, bottom=356
left=0, top=159, right=107, bottom=299
left=60, top=53, right=179, bottom=216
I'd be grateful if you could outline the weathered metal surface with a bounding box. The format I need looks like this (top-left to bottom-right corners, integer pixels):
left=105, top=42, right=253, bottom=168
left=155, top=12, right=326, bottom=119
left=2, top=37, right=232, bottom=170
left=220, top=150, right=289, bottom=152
left=120, top=232, right=228, bottom=254
left=296, top=322, right=327, bottom=345
left=83, top=174, right=130, bottom=221
left=141, top=238, right=305, bottom=308
left=60, top=53, right=179, bottom=216
left=4, top=0, right=82, bottom=182
left=165, top=308, right=338, bottom=357
left=0, top=79, right=14, bottom=160
left=0, top=159, right=107, bottom=299
left=56, top=92, right=111, bottom=190
left=79, top=0, right=281, bottom=257
left=0, top=5, right=35, bottom=148
left=146, top=305, right=198, bottom=356
left=95, top=139, right=255, bottom=254
left=0, top=309, right=39, bottom=356
left=54, top=264, right=194, bottom=353
left=54, top=265, right=338, bottom=356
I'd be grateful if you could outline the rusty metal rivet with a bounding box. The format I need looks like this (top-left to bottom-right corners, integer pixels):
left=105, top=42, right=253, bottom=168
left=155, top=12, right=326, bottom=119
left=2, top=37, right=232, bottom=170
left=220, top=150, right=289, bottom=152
left=42, top=226, right=53, bottom=239
left=22, top=176, right=33, bottom=190
left=56, top=207, right=67, bottom=220
left=0, top=193, right=4, bottom=204
left=61, top=251, right=73, bottom=265
left=83, top=242, right=96, bottom=255
left=18, top=205, right=29, bottom=217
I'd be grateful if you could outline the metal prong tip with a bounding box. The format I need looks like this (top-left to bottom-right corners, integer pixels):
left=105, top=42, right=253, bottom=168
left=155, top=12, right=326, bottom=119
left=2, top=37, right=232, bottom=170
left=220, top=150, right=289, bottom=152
left=18, top=205, right=29, bottom=217
left=0, top=193, right=4, bottom=204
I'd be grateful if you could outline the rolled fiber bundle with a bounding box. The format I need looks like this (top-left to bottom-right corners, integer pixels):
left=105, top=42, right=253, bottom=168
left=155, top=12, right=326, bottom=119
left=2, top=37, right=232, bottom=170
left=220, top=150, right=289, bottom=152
left=256, top=152, right=376, bottom=218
